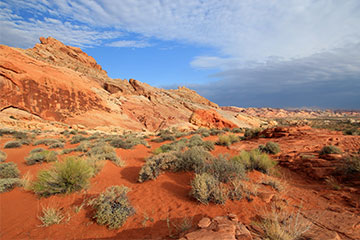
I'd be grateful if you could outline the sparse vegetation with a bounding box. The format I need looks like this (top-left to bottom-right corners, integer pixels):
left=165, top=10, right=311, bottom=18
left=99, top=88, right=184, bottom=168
left=151, top=129, right=176, bottom=143
left=26, top=150, right=58, bottom=165
left=190, top=173, right=227, bottom=204
left=244, top=128, right=262, bottom=139
left=49, top=142, right=65, bottom=149
left=87, top=143, right=124, bottom=166
left=216, top=134, right=239, bottom=147
left=88, top=185, right=135, bottom=229
left=338, top=154, right=360, bottom=175
left=324, top=176, right=342, bottom=190
left=70, top=134, right=88, bottom=144
left=34, top=138, right=63, bottom=146
left=206, top=155, right=245, bottom=183
left=0, top=151, right=7, bottom=162
left=38, top=207, right=64, bottom=227
left=32, top=157, right=94, bottom=197
left=258, top=142, right=281, bottom=154
left=0, top=162, right=20, bottom=178
left=0, top=178, right=20, bottom=193
left=4, top=140, right=22, bottom=148
left=319, top=145, right=342, bottom=155
left=261, top=176, right=284, bottom=192
left=232, top=149, right=276, bottom=174
left=255, top=204, right=312, bottom=240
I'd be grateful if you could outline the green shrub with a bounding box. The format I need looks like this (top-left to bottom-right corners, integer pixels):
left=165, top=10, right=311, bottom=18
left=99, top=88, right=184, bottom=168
left=193, top=128, right=211, bottom=137
left=190, top=173, right=227, bottom=205
left=187, top=135, right=204, bottom=147
left=88, top=185, right=135, bottom=229
left=231, top=128, right=243, bottom=133
left=319, top=145, right=342, bottom=155
left=4, top=140, right=22, bottom=148
left=32, top=157, right=94, bottom=197
left=249, top=149, right=277, bottom=174
left=26, top=150, right=58, bottom=165
left=258, top=142, right=281, bottom=154
left=231, top=151, right=252, bottom=170
left=87, top=143, right=124, bottom=166
left=339, top=155, right=360, bottom=175
left=33, top=139, right=62, bottom=146
left=38, top=207, right=64, bottom=227
left=244, top=128, right=262, bottom=139
left=209, top=128, right=226, bottom=136
left=0, top=151, right=7, bottom=162
left=0, top=162, right=20, bottom=178
left=0, top=178, right=20, bottom=193
left=177, top=147, right=211, bottom=172
left=207, top=155, right=245, bottom=183
left=49, top=142, right=65, bottom=149
left=153, top=139, right=187, bottom=155
left=216, top=134, right=239, bottom=147
left=232, top=150, right=277, bottom=174
left=138, top=152, right=179, bottom=182
left=203, top=141, right=215, bottom=151
left=30, top=147, right=46, bottom=154
left=75, top=141, right=91, bottom=152
left=86, top=156, right=105, bottom=176
left=69, top=134, right=88, bottom=144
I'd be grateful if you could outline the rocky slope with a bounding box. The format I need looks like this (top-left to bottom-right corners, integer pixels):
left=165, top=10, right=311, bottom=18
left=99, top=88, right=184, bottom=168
left=0, top=37, right=259, bottom=132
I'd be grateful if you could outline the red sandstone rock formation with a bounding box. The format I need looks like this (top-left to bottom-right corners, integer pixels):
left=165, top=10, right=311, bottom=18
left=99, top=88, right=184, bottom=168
left=0, top=37, right=261, bottom=131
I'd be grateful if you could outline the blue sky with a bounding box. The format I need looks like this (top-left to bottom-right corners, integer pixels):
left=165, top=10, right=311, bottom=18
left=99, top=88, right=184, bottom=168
left=1, top=0, right=360, bottom=109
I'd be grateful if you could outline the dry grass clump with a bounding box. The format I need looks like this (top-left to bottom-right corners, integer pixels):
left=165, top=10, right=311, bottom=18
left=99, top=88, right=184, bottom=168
left=324, top=176, right=342, bottom=190
left=216, top=134, right=239, bottom=147
left=261, top=176, right=284, bottom=192
left=319, top=145, right=342, bottom=155
left=87, top=143, right=124, bottom=166
left=88, top=185, right=135, bottom=229
left=33, top=138, right=64, bottom=146
left=0, top=162, right=20, bottom=178
left=0, top=151, right=7, bottom=162
left=32, top=157, right=94, bottom=197
left=232, top=149, right=277, bottom=174
left=26, top=150, right=58, bottom=165
left=4, top=140, right=22, bottom=149
left=255, top=204, right=312, bottom=240
left=259, top=142, right=281, bottom=154
left=190, top=173, right=227, bottom=205
left=38, top=207, right=64, bottom=227
left=244, top=128, right=262, bottom=139
left=0, top=162, right=20, bottom=192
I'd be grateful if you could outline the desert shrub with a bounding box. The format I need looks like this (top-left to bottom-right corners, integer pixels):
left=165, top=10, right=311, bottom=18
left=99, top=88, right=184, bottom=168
left=88, top=185, right=135, bottom=229
left=343, top=128, right=360, bottom=135
left=228, top=178, right=244, bottom=200
left=38, top=207, right=64, bottom=227
left=0, top=162, right=20, bottom=178
left=249, top=149, right=276, bottom=174
left=138, top=152, right=179, bottom=182
left=33, top=138, right=62, bottom=146
left=26, top=150, right=58, bottom=165
left=187, top=135, right=204, bottom=147
left=49, top=142, right=65, bottom=149
left=0, top=178, right=20, bottom=193
left=32, top=157, right=93, bottom=197
left=209, top=128, right=226, bottom=136
left=0, top=151, right=7, bottom=162
left=86, top=156, right=105, bottom=176
left=190, top=173, right=227, bottom=204
left=153, top=139, right=187, bottom=155
left=193, top=127, right=211, bottom=137
left=232, top=150, right=276, bottom=174
left=30, top=147, right=46, bottom=154
left=261, top=177, right=284, bottom=192
left=61, top=148, right=76, bottom=154
left=203, top=141, right=215, bottom=151
left=255, top=205, right=312, bottom=240
left=216, top=134, right=239, bottom=147
left=258, top=142, right=281, bottom=154
left=222, top=127, right=231, bottom=132
left=4, top=140, right=22, bottom=148
left=87, top=143, right=124, bottom=166
left=70, top=135, right=87, bottom=144
left=244, top=128, right=262, bottom=139
left=207, top=155, right=245, bottom=183
left=231, top=128, right=243, bottom=133
left=75, top=141, right=91, bottom=152
left=231, top=151, right=252, bottom=170
left=339, top=155, right=360, bottom=175
left=177, top=147, right=211, bottom=172
left=319, top=145, right=342, bottom=155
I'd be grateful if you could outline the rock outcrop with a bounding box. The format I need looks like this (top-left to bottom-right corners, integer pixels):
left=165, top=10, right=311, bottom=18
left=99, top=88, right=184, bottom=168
left=0, top=37, right=261, bottom=132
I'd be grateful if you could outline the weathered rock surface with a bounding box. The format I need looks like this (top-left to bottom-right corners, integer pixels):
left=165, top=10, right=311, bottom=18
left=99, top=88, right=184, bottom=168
left=182, top=215, right=252, bottom=240
left=0, top=37, right=260, bottom=132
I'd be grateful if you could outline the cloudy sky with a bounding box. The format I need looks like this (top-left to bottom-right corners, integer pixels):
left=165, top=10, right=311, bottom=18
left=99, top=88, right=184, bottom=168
left=1, top=0, right=359, bottom=109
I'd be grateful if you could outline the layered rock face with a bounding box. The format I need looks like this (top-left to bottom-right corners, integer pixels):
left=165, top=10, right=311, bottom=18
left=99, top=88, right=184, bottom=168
left=0, top=37, right=259, bottom=131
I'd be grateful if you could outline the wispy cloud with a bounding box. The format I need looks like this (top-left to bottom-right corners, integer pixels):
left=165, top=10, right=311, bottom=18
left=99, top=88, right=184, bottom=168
left=107, top=40, right=151, bottom=48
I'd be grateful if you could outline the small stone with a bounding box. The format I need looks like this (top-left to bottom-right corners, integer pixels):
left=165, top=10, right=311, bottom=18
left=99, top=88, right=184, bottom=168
left=198, top=217, right=212, bottom=229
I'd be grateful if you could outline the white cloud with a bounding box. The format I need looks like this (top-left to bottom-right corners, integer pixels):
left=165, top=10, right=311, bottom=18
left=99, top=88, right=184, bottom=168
left=107, top=40, right=151, bottom=48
